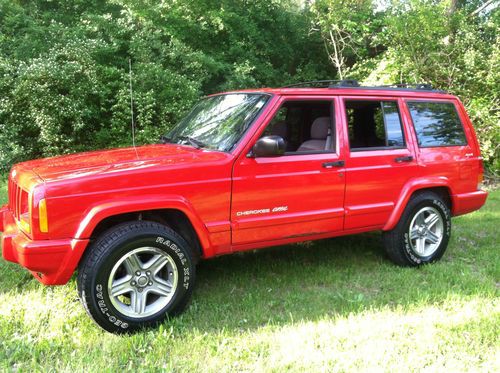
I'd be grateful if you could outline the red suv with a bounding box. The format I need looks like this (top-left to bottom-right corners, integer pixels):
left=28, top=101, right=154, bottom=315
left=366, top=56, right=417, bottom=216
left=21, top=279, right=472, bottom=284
left=0, top=80, right=488, bottom=332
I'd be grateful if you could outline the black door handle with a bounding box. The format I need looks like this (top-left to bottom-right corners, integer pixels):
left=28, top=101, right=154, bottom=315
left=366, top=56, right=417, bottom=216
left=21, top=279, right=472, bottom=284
left=395, top=156, right=413, bottom=163
left=322, top=160, right=345, bottom=168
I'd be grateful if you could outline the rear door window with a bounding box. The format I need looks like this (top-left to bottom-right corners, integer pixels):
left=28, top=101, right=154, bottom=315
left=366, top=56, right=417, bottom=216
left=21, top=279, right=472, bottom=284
left=407, top=101, right=467, bottom=147
left=345, top=100, right=405, bottom=151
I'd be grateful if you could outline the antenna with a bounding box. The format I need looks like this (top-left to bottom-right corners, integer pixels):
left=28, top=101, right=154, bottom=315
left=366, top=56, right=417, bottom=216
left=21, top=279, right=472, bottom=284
left=128, top=57, right=139, bottom=158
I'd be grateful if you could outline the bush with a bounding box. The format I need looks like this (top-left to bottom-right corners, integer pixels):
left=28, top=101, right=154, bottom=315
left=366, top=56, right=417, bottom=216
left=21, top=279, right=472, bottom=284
left=0, top=0, right=330, bottom=171
left=0, top=0, right=497, bottom=173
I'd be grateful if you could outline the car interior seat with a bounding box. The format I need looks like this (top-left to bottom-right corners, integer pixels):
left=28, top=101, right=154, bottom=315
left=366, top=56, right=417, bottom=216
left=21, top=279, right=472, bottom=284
left=297, top=117, right=332, bottom=152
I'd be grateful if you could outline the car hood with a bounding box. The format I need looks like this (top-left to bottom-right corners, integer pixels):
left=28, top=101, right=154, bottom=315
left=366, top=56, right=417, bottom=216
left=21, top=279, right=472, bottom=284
left=18, top=144, right=226, bottom=183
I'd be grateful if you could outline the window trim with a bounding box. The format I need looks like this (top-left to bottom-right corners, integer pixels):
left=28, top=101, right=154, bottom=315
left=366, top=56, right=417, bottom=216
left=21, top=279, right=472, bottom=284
left=343, top=98, right=407, bottom=151
left=350, top=146, right=407, bottom=153
left=406, top=99, right=468, bottom=148
left=284, top=149, right=332, bottom=156
left=258, top=98, right=337, bottom=157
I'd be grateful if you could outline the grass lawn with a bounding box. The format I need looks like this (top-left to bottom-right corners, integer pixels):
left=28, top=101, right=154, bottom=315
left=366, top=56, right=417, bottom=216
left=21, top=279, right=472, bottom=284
left=0, top=180, right=498, bottom=372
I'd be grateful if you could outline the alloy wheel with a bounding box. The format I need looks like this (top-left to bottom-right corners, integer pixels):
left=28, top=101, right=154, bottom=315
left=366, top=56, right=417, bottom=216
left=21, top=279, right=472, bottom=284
left=107, top=247, right=178, bottom=318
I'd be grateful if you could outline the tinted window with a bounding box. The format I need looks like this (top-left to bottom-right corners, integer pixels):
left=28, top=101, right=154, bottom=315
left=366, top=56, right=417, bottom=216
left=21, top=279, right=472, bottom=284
left=346, top=100, right=405, bottom=150
left=261, top=101, right=334, bottom=153
left=407, top=101, right=467, bottom=147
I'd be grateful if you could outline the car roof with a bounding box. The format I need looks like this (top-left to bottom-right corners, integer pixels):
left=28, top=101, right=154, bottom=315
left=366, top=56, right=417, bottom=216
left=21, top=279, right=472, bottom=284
left=215, top=87, right=457, bottom=100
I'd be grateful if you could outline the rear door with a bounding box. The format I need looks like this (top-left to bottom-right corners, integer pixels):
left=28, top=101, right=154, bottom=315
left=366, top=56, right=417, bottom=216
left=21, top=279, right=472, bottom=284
left=341, top=96, right=418, bottom=230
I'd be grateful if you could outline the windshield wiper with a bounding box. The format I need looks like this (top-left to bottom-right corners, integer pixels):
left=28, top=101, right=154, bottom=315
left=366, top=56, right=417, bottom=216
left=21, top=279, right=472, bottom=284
left=159, top=135, right=173, bottom=144
left=160, top=135, right=207, bottom=149
left=177, top=136, right=207, bottom=149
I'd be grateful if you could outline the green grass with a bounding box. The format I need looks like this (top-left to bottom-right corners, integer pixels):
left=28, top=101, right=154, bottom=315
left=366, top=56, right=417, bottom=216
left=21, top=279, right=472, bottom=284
left=0, top=181, right=498, bottom=372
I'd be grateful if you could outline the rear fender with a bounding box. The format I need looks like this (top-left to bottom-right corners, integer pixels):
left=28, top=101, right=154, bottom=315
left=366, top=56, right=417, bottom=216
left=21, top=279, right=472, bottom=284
left=383, top=177, right=452, bottom=231
left=74, top=194, right=213, bottom=256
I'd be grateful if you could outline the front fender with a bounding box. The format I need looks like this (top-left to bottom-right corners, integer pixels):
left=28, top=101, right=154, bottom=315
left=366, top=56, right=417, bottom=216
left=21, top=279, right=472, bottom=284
left=74, top=194, right=212, bottom=254
left=383, top=177, right=453, bottom=231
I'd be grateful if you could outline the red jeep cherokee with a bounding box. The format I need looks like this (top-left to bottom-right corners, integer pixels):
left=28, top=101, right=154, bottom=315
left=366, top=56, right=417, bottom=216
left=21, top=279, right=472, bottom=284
left=0, top=81, right=488, bottom=332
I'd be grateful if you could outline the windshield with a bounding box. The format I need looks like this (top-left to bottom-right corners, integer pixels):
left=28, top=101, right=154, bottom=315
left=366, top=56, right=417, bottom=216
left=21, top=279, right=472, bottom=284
left=166, top=93, right=270, bottom=152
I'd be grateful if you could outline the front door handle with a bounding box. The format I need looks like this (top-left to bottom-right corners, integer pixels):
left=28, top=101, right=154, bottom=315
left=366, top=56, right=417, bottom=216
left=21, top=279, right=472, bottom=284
left=394, top=156, right=413, bottom=163
left=322, top=160, right=345, bottom=168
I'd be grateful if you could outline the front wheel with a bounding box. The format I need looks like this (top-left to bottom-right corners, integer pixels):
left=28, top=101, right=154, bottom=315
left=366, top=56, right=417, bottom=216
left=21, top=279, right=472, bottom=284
left=77, top=221, right=195, bottom=333
left=383, top=192, right=451, bottom=266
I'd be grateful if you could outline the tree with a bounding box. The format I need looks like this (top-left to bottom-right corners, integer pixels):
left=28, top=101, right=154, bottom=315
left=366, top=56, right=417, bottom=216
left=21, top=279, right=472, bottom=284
left=310, top=0, right=376, bottom=79
left=378, top=0, right=499, bottom=171
left=0, top=0, right=331, bottom=171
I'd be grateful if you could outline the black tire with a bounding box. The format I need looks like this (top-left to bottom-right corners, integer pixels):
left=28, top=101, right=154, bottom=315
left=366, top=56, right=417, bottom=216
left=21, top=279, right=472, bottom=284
left=77, top=221, right=195, bottom=333
left=383, top=191, right=451, bottom=266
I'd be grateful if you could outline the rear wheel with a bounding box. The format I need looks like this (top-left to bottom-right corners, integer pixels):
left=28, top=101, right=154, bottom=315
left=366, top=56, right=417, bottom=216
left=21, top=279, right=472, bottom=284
left=383, top=192, right=451, bottom=266
left=77, top=221, right=195, bottom=333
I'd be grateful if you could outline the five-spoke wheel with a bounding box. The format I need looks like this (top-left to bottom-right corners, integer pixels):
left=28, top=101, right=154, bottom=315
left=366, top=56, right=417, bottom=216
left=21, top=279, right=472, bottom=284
left=108, top=247, right=178, bottom=318
left=408, top=206, right=444, bottom=257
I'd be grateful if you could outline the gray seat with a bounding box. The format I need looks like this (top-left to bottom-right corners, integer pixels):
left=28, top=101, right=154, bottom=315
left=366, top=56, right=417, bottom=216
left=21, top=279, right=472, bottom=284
left=270, top=120, right=288, bottom=139
left=297, top=117, right=332, bottom=152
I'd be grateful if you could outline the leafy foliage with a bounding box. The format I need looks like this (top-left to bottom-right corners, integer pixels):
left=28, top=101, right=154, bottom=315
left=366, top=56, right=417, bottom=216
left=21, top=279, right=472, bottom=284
left=0, top=0, right=330, bottom=170
left=0, top=0, right=498, bottom=172
left=345, top=0, right=499, bottom=171
left=310, top=0, right=382, bottom=79
left=384, top=0, right=499, bottom=170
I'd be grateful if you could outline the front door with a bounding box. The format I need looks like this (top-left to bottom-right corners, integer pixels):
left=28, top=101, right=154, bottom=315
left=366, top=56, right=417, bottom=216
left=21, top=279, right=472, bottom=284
left=231, top=97, right=346, bottom=247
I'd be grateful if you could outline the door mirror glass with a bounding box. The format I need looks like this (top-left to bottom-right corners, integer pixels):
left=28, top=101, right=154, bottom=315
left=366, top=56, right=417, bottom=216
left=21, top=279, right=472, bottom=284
left=252, top=136, right=286, bottom=157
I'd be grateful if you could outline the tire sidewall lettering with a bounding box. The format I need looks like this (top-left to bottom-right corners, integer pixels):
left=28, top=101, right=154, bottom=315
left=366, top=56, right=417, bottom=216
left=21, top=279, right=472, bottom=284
left=156, top=236, right=190, bottom=284
left=94, top=284, right=129, bottom=329
left=403, top=232, right=422, bottom=264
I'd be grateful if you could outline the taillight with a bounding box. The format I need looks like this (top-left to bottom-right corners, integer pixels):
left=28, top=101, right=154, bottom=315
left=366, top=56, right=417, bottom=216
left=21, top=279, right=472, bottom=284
left=39, top=198, right=48, bottom=233
left=478, top=159, right=485, bottom=190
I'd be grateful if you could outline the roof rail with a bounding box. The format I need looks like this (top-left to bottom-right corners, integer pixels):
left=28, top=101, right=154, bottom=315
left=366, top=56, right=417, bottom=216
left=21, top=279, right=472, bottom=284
left=283, top=79, right=360, bottom=88
left=373, top=83, right=435, bottom=90
left=282, top=80, right=443, bottom=92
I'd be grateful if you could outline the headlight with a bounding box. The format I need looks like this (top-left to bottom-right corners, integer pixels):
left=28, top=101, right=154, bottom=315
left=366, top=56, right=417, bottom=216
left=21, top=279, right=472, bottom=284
left=18, top=189, right=31, bottom=234
left=9, top=170, right=46, bottom=235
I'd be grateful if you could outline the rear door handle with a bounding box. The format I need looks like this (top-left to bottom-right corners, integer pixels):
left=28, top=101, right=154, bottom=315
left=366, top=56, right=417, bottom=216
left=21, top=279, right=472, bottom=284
left=322, top=160, right=345, bottom=168
left=394, top=156, right=413, bottom=163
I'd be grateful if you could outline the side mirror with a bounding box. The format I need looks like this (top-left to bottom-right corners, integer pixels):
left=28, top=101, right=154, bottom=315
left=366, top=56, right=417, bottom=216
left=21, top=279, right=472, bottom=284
left=251, top=136, right=286, bottom=157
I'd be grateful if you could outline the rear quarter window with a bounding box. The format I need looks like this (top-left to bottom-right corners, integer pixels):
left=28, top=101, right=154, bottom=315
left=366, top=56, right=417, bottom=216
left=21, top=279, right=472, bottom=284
left=407, top=101, right=467, bottom=147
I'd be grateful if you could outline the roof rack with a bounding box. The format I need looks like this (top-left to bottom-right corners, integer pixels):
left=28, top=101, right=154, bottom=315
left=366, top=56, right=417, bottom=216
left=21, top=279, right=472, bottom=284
left=283, top=79, right=360, bottom=88
left=374, top=83, right=435, bottom=90
left=282, top=80, right=444, bottom=92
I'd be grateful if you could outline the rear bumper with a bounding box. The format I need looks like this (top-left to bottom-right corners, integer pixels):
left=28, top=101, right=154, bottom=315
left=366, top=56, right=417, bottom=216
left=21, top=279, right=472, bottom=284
left=1, top=207, right=88, bottom=285
left=451, top=190, right=488, bottom=216
left=0, top=205, right=6, bottom=232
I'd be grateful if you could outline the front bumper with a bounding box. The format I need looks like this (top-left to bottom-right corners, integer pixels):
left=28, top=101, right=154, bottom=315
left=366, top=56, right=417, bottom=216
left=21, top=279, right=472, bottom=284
left=1, top=207, right=88, bottom=285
